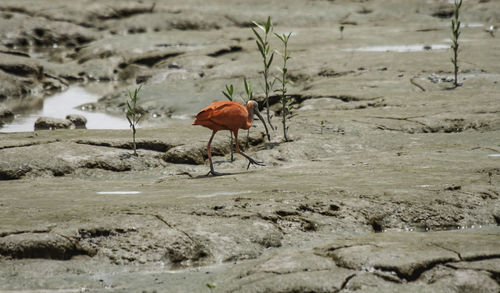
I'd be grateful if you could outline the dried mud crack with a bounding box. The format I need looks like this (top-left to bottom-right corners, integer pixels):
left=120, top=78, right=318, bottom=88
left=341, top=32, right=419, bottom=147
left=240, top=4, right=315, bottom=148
left=315, top=231, right=500, bottom=287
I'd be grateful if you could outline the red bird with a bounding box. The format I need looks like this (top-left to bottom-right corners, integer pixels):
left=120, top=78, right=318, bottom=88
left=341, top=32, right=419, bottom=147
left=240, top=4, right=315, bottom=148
left=193, top=100, right=270, bottom=176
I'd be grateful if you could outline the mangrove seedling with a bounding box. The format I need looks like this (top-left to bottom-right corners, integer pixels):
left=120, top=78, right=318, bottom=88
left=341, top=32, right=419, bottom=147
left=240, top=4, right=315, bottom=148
left=275, top=32, right=292, bottom=142
left=222, top=83, right=235, bottom=161
left=126, top=85, right=144, bottom=156
left=451, top=0, right=462, bottom=87
left=252, top=16, right=275, bottom=130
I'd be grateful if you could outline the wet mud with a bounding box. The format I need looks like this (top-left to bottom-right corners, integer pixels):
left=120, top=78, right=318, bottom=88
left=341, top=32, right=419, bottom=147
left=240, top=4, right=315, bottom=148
left=1, top=0, right=499, bottom=292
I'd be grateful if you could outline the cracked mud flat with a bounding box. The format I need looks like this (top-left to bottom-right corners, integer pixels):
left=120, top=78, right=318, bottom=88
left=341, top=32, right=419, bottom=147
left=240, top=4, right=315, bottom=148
left=0, top=0, right=499, bottom=292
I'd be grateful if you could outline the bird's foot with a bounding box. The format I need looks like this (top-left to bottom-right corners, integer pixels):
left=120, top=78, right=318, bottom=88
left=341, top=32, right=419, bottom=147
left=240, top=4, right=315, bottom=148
left=207, top=169, right=226, bottom=176
left=246, top=157, right=265, bottom=169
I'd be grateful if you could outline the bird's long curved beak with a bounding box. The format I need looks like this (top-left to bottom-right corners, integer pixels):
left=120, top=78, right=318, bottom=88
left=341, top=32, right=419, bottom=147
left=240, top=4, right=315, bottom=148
left=254, top=108, right=270, bottom=141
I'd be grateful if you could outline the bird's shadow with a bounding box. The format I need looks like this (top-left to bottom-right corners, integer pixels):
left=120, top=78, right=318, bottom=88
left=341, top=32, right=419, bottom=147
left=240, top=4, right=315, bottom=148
left=190, top=170, right=252, bottom=179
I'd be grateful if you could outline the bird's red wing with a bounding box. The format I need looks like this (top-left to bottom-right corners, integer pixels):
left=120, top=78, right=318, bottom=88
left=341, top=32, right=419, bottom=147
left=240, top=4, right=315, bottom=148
left=193, top=101, right=247, bottom=131
left=193, top=101, right=229, bottom=123
left=207, top=102, right=247, bottom=130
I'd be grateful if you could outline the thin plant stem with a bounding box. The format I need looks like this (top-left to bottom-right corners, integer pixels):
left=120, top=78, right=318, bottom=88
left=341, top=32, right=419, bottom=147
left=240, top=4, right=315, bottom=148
left=275, top=32, right=292, bottom=142
left=132, top=126, right=136, bottom=155
left=230, top=132, right=234, bottom=162
left=451, top=0, right=462, bottom=87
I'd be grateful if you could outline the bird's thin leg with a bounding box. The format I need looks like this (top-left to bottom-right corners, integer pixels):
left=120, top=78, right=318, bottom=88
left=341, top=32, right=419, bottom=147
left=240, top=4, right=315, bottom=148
left=233, top=131, right=265, bottom=169
left=207, top=130, right=224, bottom=176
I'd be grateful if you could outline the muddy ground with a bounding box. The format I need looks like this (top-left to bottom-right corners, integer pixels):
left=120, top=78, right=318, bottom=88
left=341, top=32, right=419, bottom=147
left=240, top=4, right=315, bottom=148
left=0, top=0, right=499, bottom=292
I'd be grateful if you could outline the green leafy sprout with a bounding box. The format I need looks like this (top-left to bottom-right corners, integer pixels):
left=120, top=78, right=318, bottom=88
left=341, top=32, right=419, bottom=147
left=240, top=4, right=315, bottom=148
left=243, top=77, right=253, bottom=102
left=222, top=84, right=234, bottom=101
left=126, top=85, right=144, bottom=156
left=206, top=282, right=216, bottom=292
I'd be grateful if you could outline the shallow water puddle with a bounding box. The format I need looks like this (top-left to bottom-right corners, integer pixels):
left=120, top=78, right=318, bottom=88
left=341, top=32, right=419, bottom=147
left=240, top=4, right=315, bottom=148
left=345, top=44, right=449, bottom=53
left=385, top=224, right=500, bottom=233
left=1, top=87, right=129, bottom=132
left=97, top=191, right=142, bottom=195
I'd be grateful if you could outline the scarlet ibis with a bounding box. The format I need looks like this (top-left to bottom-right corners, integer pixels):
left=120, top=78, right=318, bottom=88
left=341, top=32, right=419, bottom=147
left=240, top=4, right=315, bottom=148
left=192, top=100, right=270, bottom=176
